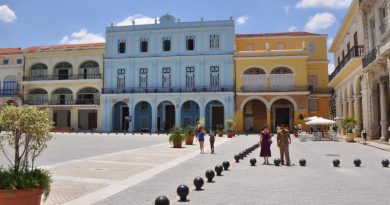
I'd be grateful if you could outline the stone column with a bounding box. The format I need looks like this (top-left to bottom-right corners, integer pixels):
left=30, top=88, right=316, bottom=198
left=70, top=108, right=78, bottom=130
left=151, top=100, right=157, bottom=132
left=342, top=100, right=348, bottom=118
left=354, top=95, right=362, bottom=136
left=128, top=100, right=134, bottom=132
left=266, top=109, right=271, bottom=129
left=348, top=98, right=354, bottom=117
left=379, top=80, right=389, bottom=142
left=175, top=104, right=181, bottom=127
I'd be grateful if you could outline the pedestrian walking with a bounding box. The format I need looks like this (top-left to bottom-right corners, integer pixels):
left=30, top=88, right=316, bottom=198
left=259, top=125, right=271, bottom=165
left=198, top=127, right=205, bottom=154
left=209, top=129, right=216, bottom=154
left=277, top=125, right=291, bottom=165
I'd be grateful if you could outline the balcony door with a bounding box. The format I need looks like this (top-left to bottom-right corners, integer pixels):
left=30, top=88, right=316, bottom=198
left=270, top=67, right=294, bottom=91
left=241, top=67, right=266, bottom=92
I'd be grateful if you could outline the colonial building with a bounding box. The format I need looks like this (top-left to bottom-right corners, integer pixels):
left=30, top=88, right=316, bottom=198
left=359, top=0, right=390, bottom=141
left=328, top=0, right=365, bottom=136
left=234, top=32, right=330, bottom=133
left=102, top=14, right=235, bottom=132
left=22, top=43, right=104, bottom=131
left=0, top=48, right=23, bottom=107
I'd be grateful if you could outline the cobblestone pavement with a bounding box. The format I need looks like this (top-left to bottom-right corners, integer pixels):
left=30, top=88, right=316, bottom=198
left=94, top=135, right=390, bottom=205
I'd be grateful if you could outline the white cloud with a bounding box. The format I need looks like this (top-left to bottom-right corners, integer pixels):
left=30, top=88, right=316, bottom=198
left=283, top=5, right=290, bottom=14
left=116, top=14, right=156, bottom=26
left=60, top=28, right=105, bottom=44
left=327, top=37, right=334, bottom=49
left=288, top=26, right=298, bottom=32
left=304, top=12, right=336, bottom=32
left=328, top=63, right=335, bottom=74
left=296, top=0, right=352, bottom=9
left=0, top=5, right=17, bottom=23
left=236, top=15, right=249, bottom=26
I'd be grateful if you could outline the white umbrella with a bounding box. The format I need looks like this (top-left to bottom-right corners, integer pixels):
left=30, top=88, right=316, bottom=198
left=306, top=117, right=336, bottom=125
left=304, top=116, right=318, bottom=121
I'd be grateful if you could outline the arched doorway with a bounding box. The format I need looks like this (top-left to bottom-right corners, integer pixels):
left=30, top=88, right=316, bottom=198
left=54, top=62, right=73, bottom=80
left=113, top=101, right=129, bottom=131
left=79, top=61, right=99, bottom=79
left=157, top=101, right=175, bottom=131
left=181, top=101, right=200, bottom=128
left=28, top=88, right=48, bottom=105
left=270, top=66, right=294, bottom=91
left=241, top=67, right=266, bottom=92
left=271, top=99, right=295, bottom=132
left=30, top=63, right=48, bottom=80
left=134, top=101, right=152, bottom=132
left=52, top=88, right=73, bottom=105
left=205, top=100, right=224, bottom=130
left=77, top=87, right=100, bottom=105
left=243, top=99, right=267, bottom=132
left=3, top=75, right=18, bottom=96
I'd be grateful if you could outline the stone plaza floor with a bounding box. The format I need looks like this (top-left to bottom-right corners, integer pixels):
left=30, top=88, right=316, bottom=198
left=1, top=132, right=390, bottom=204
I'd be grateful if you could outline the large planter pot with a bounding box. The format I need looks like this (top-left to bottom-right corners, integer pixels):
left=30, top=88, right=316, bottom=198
left=227, top=131, right=234, bottom=138
left=217, top=131, right=224, bottom=137
left=185, top=135, right=194, bottom=145
left=0, top=188, right=43, bottom=205
left=172, top=140, right=183, bottom=148
left=345, top=133, right=354, bottom=142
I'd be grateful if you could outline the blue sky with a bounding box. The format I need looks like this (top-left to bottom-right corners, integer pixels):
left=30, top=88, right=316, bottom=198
left=0, top=0, right=353, bottom=72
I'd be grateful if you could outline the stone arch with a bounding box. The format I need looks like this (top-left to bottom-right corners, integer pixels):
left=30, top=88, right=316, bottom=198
left=239, top=96, right=269, bottom=111
left=78, top=60, right=99, bottom=79
left=157, top=100, right=176, bottom=131
left=3, top=75, right=16, bottom=82
left=181, top=100, right=200, bottom=128
left=205, top=100, right=225, bottom=130
left=270, top=66, right=295, bottom=74
left=269, top=96, right=298, bottom=111
left=112, top=101, right=129, bottom=131
left=30, top=63, right=48, bottom=70
left=134, top=101, right=152, bottom=132
left=76, top=87, right=100, bottom=105
left=242, top=67, right=266, bottom=75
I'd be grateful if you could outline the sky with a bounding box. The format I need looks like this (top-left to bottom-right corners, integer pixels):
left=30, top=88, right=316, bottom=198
left=0, top=0, right=354, bottom=73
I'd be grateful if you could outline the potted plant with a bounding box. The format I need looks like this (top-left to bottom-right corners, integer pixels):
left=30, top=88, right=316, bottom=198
left=0, top=105, right=53, bottom=205
left=184, top=125, right=195, bottom=145
left=343, top=116, right=357, bottom=142
left=169, top=126, right=185, bottom=148
left=216, top=124, right=224, bottom=137
left=225, top=119, right=234, bottom=138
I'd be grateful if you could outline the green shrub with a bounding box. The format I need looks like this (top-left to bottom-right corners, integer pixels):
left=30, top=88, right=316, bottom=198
left=217, top=124, right=224, bottom=132
left=184, top=125, right=195, bottom=137
left=225, top=119, right=234, bottom=131
left=343, top=116, right=356, bottom=133
left=169, top=126, right=185, bottom=142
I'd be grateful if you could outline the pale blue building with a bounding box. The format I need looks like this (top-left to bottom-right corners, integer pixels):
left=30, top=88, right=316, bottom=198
left=102, top=14, right=234, bottom=132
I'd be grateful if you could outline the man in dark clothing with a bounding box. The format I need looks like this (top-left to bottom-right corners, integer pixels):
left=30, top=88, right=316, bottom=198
left=209, top=130, right=216, bottom=154
left=277, top=125, right=291, bottom=165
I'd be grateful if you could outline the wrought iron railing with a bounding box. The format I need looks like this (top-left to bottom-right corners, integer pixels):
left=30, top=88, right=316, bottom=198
left=0, top=89, right=20, bottom=97
left=362, top=47, right=377, bottom=69
left=329, top=45, right=365, bottom=81
left=23, top=74, right=101, bottom=81
left=102, top=86, right=234, bottom=94
left=240, top=85, right=331, bottom=94
left=24, top=99, right=100, bottom=105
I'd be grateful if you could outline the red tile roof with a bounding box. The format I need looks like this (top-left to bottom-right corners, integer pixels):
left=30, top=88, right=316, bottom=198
left=236, top=32, right=325, bottom=38
left=0, top=48, right=23, bottom=55
left=25, top=43, right=105, bottom=53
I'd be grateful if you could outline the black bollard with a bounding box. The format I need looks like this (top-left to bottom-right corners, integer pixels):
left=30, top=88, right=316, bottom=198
left=382, top=159, right=390, bottom=167
left=353, top=158, right=361, bottom=167
left=193, top=177, right=204, bottom=191
left=234, top=155, right=240, bottom=163
left=299, top=159, right=306, bottom=166
left=239, top=152, right=244, bottom=159
left=274, top=158, right=281, bottom=166
left=176, top=185, right=189, bottom=202
left=155, top=195, right=170, bottom=205
left=222, top=161, right=230, bottom=170
left=215, top=165, right=223, bottom=176
left=250, top=158, right=257, bottom=166
left=205, top=170, right=215, bottom=182
left=333, top=159, right=340, bottom=167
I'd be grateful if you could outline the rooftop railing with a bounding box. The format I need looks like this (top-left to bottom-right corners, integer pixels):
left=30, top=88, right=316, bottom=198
left=102, top=86, right=234, bottom=94
left=24, top=99, right=100, bottom=105
left=23, top=73, right=101, bottom=81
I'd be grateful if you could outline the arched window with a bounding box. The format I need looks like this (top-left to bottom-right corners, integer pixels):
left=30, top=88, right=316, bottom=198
left=2, top=75, right=18, bottom=95
left=270, top=67, right=294, bottom=91
left=77, top=87, right=100, bottom=104
left=54, top=62, right=73, bottom=80
left=243, top=67, right=266, bottom=75
left=52, top=88, right=73, bottom=105
left=30, top=63, right=48, bottom=80
left=28, top=89, right=48, bottom=105
left=241, top=67, right=266, bottom=92
left=79, top=61, right=99, bottom=79
left=270, top=67, right=293, bottom=74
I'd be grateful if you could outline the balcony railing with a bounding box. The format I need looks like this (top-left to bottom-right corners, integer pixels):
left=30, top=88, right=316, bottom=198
left=102, top=86, right=234, bottom=94
left=24, top=99, right=100, bottom=105
left=0, top=89, right=21, bottom=97
left=329, top=45, right=364, bottom=81
left=240, top=85, right=330, bottom=94
left=23, top=74, right=101, bottom=81
left=362, top=47, right=377, bottom=69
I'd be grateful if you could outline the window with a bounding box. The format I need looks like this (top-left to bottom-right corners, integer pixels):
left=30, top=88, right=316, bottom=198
left=139, top=68, right=148, bottom=74
left=308, top=75, right=318, bottom=90
left=380, top=4, right=388, bottom=33
left=3, top=59, right=9, bottom=65
left=186, top=36, right=195, bottom=51
left=186, top=67, right=195, bottom=87
left=117, top=69, right=125, bottom=74
left=117, top=75, right=125, bottom=88
left=139, top=68, right=148, bottom=87
left=210, top=35, right=220, bottom=49
left=163, top=37, right=171, bottom=51
left=308, top=42, right=316, bottom=54
left=309, top=98, right=319, bottom=112
left=140, top=38, right=148, bottom=52
left=162, top=67, right=171, bottom=87
left=118, top=40, right=126, bottom=53
left=210, top=66, right=220, bottom=87
left=17, top=59, right=22, bottom=64
left=277, top=43, right=285, bottom=50
left=370, top=18, right=376, bottom=48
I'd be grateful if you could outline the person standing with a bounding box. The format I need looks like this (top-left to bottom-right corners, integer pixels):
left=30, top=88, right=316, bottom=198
left=259, top=125, right=271, bottom=165
left=209, top=129, right=216, bottom=154
left=277, top=125, right=291, bottom=165
left=198, top=127, right=205, bottom=154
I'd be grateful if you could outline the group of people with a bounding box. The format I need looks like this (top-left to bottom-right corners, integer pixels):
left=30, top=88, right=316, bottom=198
left=259, top=125, right=291, bottom=165
left=195, top=125, right=215, bottom=154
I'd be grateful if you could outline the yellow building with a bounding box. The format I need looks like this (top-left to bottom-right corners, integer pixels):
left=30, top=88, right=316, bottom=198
left=22, top=43, right=104, bottom=132
left=234, top=32, right=330, bottom=133
left=328, top=0, right=365, bottom=137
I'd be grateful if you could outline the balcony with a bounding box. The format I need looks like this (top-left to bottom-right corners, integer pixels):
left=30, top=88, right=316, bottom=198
left=24, top=99, right=100, bottom=105
left=23, top=74, right=101, bottom=81
left=102, top=86, right=234, bottom=94
left=240, top=85, right=331, bottom=94
left=0, top=89, right=21, bottom=97
left=362, top=47, right=377, bottom=69
left=329, top=45, right=364, bottom=81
